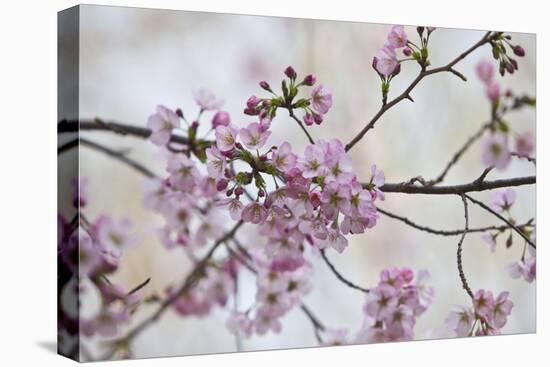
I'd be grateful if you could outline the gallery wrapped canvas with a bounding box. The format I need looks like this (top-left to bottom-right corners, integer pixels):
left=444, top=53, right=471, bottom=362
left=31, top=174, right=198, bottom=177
left=57, top=4, right=536, bottom=362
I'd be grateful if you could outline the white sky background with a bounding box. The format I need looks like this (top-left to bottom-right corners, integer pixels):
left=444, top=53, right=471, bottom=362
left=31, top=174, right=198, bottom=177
left=76, top=5, right=536, bottom=358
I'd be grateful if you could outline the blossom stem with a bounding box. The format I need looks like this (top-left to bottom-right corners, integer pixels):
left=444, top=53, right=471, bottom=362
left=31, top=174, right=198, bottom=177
left=345, top=31, right=494, bottom=152
left=287, top=108, right=315, bottom=144
left=319, top=249, right=370, bottom=293
left=465, top=194, right=535, bottom=249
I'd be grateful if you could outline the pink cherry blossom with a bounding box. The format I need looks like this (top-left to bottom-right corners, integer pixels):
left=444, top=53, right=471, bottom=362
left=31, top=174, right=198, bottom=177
left=272, top=142, right=297, bottom=173
left=193, top=89, right=224, bottom=111
left=364, top=285, right=398, bottom=321
left=211, top=111, right=231, bottom=128
left=446, top=307, right=475, bottom=337
left=490, top=188, right=516, bottom=213
left=475, top=59, right=494, bottom=84
left=481, top=231, right=497, bottom=252
left=215, top=124, right=239, bottom=152
left=239, top=122, right=272, bottom=149
left=318, top=227, right=348, bottom=253
left=481, top=133, right=511, bottom=170
left=241, top=202, right=268, bottom=224
left=147, top=105, right=180, bottom=146
left=94, top=215, right=136, bottom=258
left=166, top=154, right=200, bottom=190
left=322, top=329, right=349, bottom=346
left=374, top=46, right=398, bottom=76
left=206, top=146, right=226, bottom=178
left=473, top=289, right=495, bottom=320
left=311, top=84, right=333, bottom=115
left=486, top=81, right=501, bottom=102
left=491, top=291, right=513, bottom=329
left=299, top=143, right=328, bottom=178
left=387, top=25, right=408, bottom=48
left=515, top=132, right=534, bottom=157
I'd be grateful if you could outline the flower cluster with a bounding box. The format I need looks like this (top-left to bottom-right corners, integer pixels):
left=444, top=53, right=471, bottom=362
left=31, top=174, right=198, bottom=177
left=244, top=66, right=332, bottom=127
left=475, top=60, right=535, bottom=170
left=170, top=258, right=237, bottom=317
left=480, top=188, right=536, bottom=283
left=58, top=178, right=143, bottom=344
left=488, top=33, right=525, bottom=77
left=227, top=250, right=312, bottom=337
left=356, top=267, right=433, bottom=342
left=372, top=26, right=435, bottom=101
left=446, top=289, right=513, bottom=336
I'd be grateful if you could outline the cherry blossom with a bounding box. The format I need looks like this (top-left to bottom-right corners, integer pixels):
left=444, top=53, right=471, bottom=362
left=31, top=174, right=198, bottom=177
left=147, top=105, right=180, bottom=146
left=481, top=133, right=511, bottom=170
left=387, top=25, right=408, bottom=48
left=311, top=84, right=333, bottom=115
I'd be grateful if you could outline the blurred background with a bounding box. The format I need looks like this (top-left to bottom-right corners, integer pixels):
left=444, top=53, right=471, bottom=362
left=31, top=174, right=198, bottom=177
left=71, top=4, right=536, bottom=358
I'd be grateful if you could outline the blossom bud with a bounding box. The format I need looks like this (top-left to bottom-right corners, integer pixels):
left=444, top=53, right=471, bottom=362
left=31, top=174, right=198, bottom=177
left=427, top=27, right=436, bottom=33
left=417, top=26, right=424, bottom=36
left=302, top=74, right=316, bottom=86
left=258, top=189, right=265, bottom=197
left=191, top=121, right=199, bottom=130
left=234, top=186, right=244, bottom=197
left=226, top=188, right=234, bottom=197
left=505, top=89, right=513, bottom=98
left=403, top=47, right=412, bottom=57
left=235, top=142, right=243, bottom=150
left=391, top=63, right=401, bottom=76
left=504, top=61, right=515, bottom=74
left=313, top=113, right=323, bottom=125
left=246, top=96, right=261, bottom=109
left=216, top=179, right=228, bottom=191
left=259, top=154, right=268, bottom=161
left=284, top=66, right=297, bottom=79
left=176, top=108, right=184, bottom=119
left=303, top=113, right=314, bottom=126
left=211, top=111, right=230, bottom=128
left=513, top=46, right=525, bottom=57
left=259, top=80, right=272, bottom=92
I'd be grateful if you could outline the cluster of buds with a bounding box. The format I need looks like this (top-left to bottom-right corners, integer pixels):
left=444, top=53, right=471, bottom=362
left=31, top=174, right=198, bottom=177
left=489, top=32, right=525, bottom=76
left=244, top=66, right=332, bottom=127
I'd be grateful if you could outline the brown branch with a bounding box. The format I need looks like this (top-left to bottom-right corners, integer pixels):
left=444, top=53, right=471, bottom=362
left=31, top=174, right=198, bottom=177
left=465, top=194, right=535, bottom=249
left=58, top=118, right=194, bottom=146
left=377, top=206, right=534, bottom=237
left=288, top=108, right=315, bottom=145
left=457, top=194, right=474, bottom=299
left=410, top=122, right=493, bottom=186
left=319, top=249, right=370, bottom=293
left=345, top=31, right=494, bottom=152
left=79, top=138, right=158, bottom=178
left=377, top=175, right=535, bottom=195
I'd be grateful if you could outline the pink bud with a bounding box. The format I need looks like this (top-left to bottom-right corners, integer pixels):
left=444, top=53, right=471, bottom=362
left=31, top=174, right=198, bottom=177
left=216, top=179, right=228, bottom=191
left=513, top=46, right=525, bottom=57
left=403, top=47, right=412, bottom=57
left=176, top=108, right=184, bottom=119
left=211, top=111, right=231, bottom=128
left=303, top=113, right=314, bottom=126
left=259, top=81, right=271, bottom=91
left=284, top=66, right=297, bottom=79
left=246, top=96, right=261, bottom=109
left=303, top=74, right=316, bottom=86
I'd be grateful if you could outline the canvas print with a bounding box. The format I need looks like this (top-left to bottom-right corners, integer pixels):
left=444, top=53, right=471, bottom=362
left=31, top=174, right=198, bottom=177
left=57, top=5, right=536, bottom=362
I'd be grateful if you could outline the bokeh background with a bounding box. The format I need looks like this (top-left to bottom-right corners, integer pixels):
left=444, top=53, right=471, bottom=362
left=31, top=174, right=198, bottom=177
left=72, top=4, right=536, bottom=358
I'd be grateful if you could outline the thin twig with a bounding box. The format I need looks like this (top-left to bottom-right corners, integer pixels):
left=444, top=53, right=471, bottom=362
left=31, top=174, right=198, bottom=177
left=511, top=152, right=536, bottom=165
left=457, top=194, right=474, bottom=299
left=412, top=122, right=493, bottom=186
left=79, top=138, right=157, bottom=178
left=377, top=206, right=533, bottom=236
left=288, top=108, right=315, bottom=145
left=345, top=31, right=494, bottom=152
left=319, top=249, right=370, bottom=293
left=465, top=194, right=535, bottom=249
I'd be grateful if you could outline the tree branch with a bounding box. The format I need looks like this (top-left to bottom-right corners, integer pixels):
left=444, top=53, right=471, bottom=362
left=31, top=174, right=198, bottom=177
left=457, top=194, right=473, bottom=299
left=288, top=108, right=315, bottom=145
left=377, top=206, right=534, bottom=237
left=377, top=175, right=535, bottom=195
left=465, top=194, right=535, bottom=249
left=319, top=249, right=370, bottom=293
left=345, top=31, right=494, bottom=152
